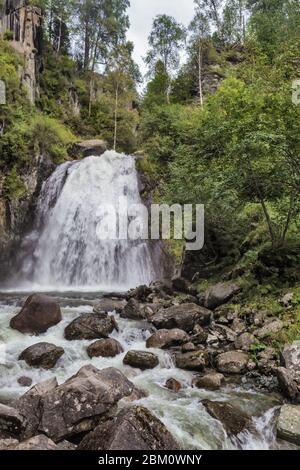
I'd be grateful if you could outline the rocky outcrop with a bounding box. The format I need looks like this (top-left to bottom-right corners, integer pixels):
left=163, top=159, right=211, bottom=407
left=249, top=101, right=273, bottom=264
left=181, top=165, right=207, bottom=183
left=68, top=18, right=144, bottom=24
left=15, top=366, right=134, bottom=442
left=87, top=339, right=124, bottom=358
left=121, top=298, right=145, bottom=320
left=73, top=140, right=107, bottom=158
left=151, top=303, right=212, bottom=333
left=19, top=342, right=64, bottom=369
left=10, top=294, right=62, bottom=334
left=0, top=404, right=25, bottom=439
left=123, top=350, right=159, bottom=370
left=78, top=406, right=180, bottom=450
left=64, top=312, right=117, bottom=340
left=0, top=0, right=43, bottom=103
left=203, top=283, right=241, bottom=310
left=146, top=329, right=189, bottom=349
left=277, top=404, right=300, bottom=446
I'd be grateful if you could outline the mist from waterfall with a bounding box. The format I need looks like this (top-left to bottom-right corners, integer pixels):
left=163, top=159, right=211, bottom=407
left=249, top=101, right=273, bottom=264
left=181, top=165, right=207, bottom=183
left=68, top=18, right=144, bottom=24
left=17, top=151, right=157, bottom=291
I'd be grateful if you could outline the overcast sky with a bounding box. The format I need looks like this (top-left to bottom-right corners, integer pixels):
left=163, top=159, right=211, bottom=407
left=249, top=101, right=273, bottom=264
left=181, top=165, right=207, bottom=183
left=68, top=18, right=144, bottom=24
left=127, top=0, right=195, bottom=77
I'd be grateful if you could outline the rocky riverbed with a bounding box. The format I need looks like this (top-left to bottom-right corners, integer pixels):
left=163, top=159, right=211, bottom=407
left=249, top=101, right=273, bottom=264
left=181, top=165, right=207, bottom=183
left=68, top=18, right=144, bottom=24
left=0, top=280, right=299, bottom=450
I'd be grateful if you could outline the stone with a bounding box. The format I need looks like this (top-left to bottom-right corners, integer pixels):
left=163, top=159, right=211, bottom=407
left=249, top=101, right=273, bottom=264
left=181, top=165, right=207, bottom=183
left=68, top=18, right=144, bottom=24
left=121, top=298, right=145, bottom=320
left=75, top=139, right=107, bottom=157
left=235, top=333, right=257, bottom=352
left=151, top=303, right=212, bottom=333
left=165, top=378, right=182, bottom=392
left=123, top=351, right=159, bottom=370
left=216, top=351, right=249, bottom=374
left=190, top=325, right=208, bottom=345
left=123, top=386, right=149, bottom=402
left=64, top=312, right=116, bottom=340
left=204, top=283, right=241, bottom=310
left=12, top=435, right=59, bottom=450
left=78, top=406, right=179, bottom=450
left=93, top=298, right=125, bottom=314
left=0, top=438, right=19, bottom=450
left=15, top=366, right=133, bottom=442
left=202, top=400, right=252, bottom=436
left=277, top=404, right=300, bottom=446
left=19, top=342, right=64, bottom=369
left=213, top=324, right=237, bottom=343
left=193, top=372, right=225, bottom=391
left=182, top=342, right=196, bottom=353
left=87, top=338, right=124, bottom=358
left=172, top=277, right=190, bottom=293
left=17, top=377, right=32, bottom=387
left=127, top=285, right=153, bottom=302
left=254, top=319, right=284, bottom=340
left=281, top=341, right=300, bottom=382
left=146, top=329, right=189, bottom=349
left=0, top=404, right=25, bottom=439
left=175, top=350, right=208, bottom=372
left=10, top=294, right=62, bottom=335
left=276, top=367, right=300, bottom=403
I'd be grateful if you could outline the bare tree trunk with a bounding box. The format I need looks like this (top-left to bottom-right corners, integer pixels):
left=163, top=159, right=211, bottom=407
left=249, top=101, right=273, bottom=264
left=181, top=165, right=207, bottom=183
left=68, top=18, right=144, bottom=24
left=113, top=81, right=119, bottom=151
left=56, top=18, right=62, bottom=54
left=84, top=22, right=90, bottom=70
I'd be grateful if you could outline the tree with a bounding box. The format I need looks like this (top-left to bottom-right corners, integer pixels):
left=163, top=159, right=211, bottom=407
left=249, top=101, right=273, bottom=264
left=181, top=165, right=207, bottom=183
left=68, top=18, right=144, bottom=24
left=145, top=15, right=186, bottom=103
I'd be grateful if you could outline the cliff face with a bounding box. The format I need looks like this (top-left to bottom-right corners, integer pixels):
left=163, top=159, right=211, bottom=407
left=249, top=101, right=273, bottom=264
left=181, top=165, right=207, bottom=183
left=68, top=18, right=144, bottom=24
left=0, top=0, right=42, bottom=103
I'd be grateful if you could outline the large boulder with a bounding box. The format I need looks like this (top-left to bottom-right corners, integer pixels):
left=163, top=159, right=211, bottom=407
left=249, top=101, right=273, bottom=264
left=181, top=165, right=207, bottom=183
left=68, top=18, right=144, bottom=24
left=193, top=372, right=225, bottom=391
left=121, top=298, right=145, bottom=320
left=64, top=313, right=116, bottom=340
left=276, top=367, right=300, bottom=403
left=254, top=319, right=284, bottom=340
left=281, top=341, right=300, bottom=382
left=277, top=404, right=300, bottom=446
left=235, top=332, right=257, bottom=352
left=74, top=139, right=107, bottom=158
left=202, top=400, right=252, bottom=436
left=87, top=339, right=123, bottom=358
left=175, top=350, right=208, bottom=372
left=93, top=299, right=125, bottom=315
left=203, top=283, right=241, bottom=310
left=123, top=351, right=159, bottom=370
left=127, top=285, right=153, bottom=302
left=151, top=303, right=212, bottom=333
left=10, top=294, right=62, bottom=335
left=216, top=351, right=250, bottom=374
left=15, top=366, right=133, bottom=442
left=2, top=435, right=59, bottom=450
left=78, top=406, right=179, bottom=450
left=19, top=342, right=64, bottom=369
left=146, top=329, right=189, bottom=349
left=0, top=404, right=25, bottom=439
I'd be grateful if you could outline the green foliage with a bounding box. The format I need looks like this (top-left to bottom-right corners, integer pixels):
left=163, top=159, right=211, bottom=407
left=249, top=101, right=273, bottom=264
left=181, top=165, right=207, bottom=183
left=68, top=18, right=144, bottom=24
left=3, top=166, right=26, bottom=201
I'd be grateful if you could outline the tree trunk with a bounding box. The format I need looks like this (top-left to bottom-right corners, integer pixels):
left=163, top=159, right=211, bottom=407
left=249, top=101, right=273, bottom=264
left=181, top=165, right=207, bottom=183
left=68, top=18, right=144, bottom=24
left=113, top=81, right=119, bottom=151
left=198, top=41, right=204, bottom=107
left=84, top=22, right=90, bottom=70
left=56, top=18, right=62, bottom=54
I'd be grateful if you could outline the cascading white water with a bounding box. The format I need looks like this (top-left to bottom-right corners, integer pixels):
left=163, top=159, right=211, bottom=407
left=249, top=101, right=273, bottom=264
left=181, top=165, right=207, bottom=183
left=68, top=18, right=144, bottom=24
left=18, top=151, right=157, bottom=290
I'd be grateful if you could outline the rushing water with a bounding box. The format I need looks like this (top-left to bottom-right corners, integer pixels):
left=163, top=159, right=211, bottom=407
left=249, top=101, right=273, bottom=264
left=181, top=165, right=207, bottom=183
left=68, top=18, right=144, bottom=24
left=15, top=151, right=157, bottom=291
left=0, top=292, right=295, bottom=451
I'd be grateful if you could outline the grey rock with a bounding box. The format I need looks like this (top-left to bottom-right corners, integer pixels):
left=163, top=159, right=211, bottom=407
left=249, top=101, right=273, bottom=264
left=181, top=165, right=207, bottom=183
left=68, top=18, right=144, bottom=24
left=204, top=283, right=241, bottom=310
left=123, top=351, right=159, bottom=370
left=87, top=338, right=124, bottom=358
left=175, top=350, right=208, bottom=372
left=216, top=351, right=250, bottom=374
left=235, top=333, right=257, bottom=351
left=193, top=372, right=225, bottom=391
left=64, top=313, right=116, bottom=340
left=93, top=298, right=125, bottom=314
left=121, top=298, right=145, bottom=320
left=19, top=342, right=64, bottom=369
left=276, top=367, right=300, bottom=403
left=151, top=303, right=212, bottom=333
left=202, top=400, right=252, bottom=436
left=146, top=329, right=189, bottom=349
left=277, top=404, right=300, bottom=446
left=0, top=404, right=25, bottom=439
left=254, top=320, right=284, bottom=339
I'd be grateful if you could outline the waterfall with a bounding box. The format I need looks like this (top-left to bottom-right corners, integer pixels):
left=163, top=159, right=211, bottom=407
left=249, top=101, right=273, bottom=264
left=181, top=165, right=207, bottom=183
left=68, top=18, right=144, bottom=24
left=17, top=151, right=157, bottom=291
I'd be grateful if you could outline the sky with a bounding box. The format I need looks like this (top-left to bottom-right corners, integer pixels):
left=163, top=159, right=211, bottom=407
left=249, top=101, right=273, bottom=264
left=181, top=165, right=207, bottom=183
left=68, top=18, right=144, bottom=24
left=127, top=0, right=196, bottom=77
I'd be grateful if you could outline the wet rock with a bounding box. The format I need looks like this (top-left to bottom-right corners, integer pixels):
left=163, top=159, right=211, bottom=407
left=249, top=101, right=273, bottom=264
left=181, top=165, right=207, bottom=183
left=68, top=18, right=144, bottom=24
left=10, top=294, right=62, bottom=335
left=93, top=299, right=125, bottom=314
left=87, top=338, right=124, bottom=358
left=277, top=404, right=300, bottom=446
left=123, top=351, right=159, bottom=370
left=146, top=329, right=189, bottom=349
left=235, top=333, right=257, bottom=352
left=281, top=341, right=300, bottom=382
left=19, top=342, right=64, bottom=369
left=64, top=313, right=116, bottom=340
left=151, top=303, right=212, bottom=333
left=75, top=139, right=107, bottom=158
left=254, top=319, right=284, bottom=340
left=216, top=351, right=250, bottom=374
left=276, top=367, right=300, bottom=403
left=121, top=298, right=145, bottom=320
left=127, top=285, right=153, bottom=302
left=0, top=404, right=25, bottom=439
left=78, top=406, right=180, bottom=450
left=123, top=386, right=149, bottom=402
left=182, top=342, right=196, bottom=353
left=204, top=283, right=241, bottom=310
left=165, top=378, right=182, bottom=392
left=17, top=377, right=32, bottom=388
left=175, top=350, right=208, bottom=372
left=202, top=400, right=252, bottom=436
left=193, top=372, right=225, bottom=391
left=15, top=366, right=133, bottom=442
